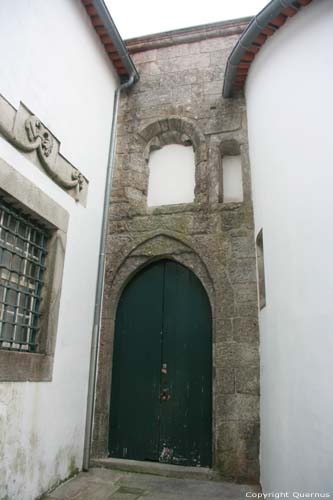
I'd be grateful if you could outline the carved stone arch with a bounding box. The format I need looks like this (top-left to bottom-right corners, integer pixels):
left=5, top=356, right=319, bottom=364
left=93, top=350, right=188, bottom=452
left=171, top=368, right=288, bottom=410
left=137, top=117, right=208, bottom=203
left=109, top=232, right=215, bottom=314
left=92, top=231, right=217, bottom=458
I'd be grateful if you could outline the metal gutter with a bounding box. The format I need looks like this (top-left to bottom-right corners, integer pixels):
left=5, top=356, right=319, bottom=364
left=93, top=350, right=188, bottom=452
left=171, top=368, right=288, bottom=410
left=91, top=0, right=139, bottom=82
left=83, top=72, right=137, bottom=471
left=223, top=0, right=310, bottom=97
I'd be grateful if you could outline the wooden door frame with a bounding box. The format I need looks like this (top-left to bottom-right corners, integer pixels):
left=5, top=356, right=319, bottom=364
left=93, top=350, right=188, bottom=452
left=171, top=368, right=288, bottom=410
left=108, top=259, right=213, bottom=466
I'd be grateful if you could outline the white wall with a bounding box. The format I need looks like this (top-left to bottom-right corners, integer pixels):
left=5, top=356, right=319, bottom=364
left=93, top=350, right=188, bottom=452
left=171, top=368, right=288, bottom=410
left=147, top=144, right=195, bottom=206
left=0, top=1, right=118, bottom=498
left=246, top=0, right=333, bottom=492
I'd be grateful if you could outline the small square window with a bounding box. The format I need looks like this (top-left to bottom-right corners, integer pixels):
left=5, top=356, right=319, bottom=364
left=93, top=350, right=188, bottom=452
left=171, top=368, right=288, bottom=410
left=0, top=200, right=50, bottom=352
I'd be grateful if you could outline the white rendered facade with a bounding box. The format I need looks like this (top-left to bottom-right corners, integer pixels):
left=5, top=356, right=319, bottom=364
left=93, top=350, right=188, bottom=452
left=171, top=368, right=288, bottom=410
left=246, top=0, right=333, bottom=491
left=0, top=1, right=119, bottom=498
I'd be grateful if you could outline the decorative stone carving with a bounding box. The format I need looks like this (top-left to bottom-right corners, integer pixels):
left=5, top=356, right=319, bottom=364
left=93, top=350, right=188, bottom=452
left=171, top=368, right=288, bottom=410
left=0, top=94, right=88, bottom=205
left=25, top=116, right=54, bottom=157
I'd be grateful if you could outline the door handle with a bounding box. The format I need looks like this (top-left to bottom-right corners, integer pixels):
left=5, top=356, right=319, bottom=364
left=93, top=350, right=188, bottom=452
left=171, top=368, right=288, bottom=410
left=160, top=389, right=170, bottom=401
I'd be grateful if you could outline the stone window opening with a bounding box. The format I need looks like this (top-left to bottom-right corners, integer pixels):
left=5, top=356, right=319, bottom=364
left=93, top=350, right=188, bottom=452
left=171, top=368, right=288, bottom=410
left=219, top=139, right=244, bottom=203
left=147, top=143, right=196, bottom=207
left=0, top=158, right=68, bottom=382
left=138, top=117, right=208, bottom=207
left=256, top=228, right=266, bottom=309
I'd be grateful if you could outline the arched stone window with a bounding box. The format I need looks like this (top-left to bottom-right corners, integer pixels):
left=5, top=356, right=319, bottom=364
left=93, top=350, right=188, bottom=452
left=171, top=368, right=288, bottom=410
left=138, top=117, right=208, bottom=206
left=147, top=144, right=195, bottom=207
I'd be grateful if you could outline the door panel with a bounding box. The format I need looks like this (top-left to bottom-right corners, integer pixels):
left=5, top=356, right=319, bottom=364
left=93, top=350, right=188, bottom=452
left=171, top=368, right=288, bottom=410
left=109, top=260, right=212, bottom=467
left=159, top=261, right=212, bottom=466
left=109, top=261, right=164, bottom=461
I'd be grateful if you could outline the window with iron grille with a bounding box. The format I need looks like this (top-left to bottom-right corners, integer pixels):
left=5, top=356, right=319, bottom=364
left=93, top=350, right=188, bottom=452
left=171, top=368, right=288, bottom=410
left=0, top=158, right=68, bottom=382
left=0, top=199, right=49, bottom=352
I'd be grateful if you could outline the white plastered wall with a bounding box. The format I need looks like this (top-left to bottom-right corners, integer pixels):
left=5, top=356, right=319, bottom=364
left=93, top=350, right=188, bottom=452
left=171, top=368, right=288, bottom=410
left=0, top=1, right=118, bottom=498
left=245, top=0, right=333, bottom=492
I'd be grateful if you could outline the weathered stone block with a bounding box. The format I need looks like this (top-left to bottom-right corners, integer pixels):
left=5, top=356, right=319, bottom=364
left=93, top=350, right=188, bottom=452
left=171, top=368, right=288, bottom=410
left=236, top=301, right=259, bottom=317
left=237, top=420, right=260, bottom=473
left=233, top=317, right=259, bottom=343
left=221, top=207, right=245, bottom=231
left=227, top=258, right=257, bottom=284
left=235, top=366, right=260, bottom=395
left=136, top=60, right=162, bottom=75
left=203, top=81, right=224, bottom=95
left=216, top=394, right=259, bottom=421
left=216, top=367, right=235, bottom=394
left=138, top=120, right=163, bottom=141
left=234, top=283, right=258, bottom=304
left=132, top=234, right=190, bottom=258
left=158, top=43, right=201, bottom=60
left=215, top=341, right=235, bottom=365
left=133, top=49, right=157, bottom=64
left=235, top=343, right=259, bottom=366
left=214, top=318, right=233, bottom=342
left=231, top=235, right=255, bottom=258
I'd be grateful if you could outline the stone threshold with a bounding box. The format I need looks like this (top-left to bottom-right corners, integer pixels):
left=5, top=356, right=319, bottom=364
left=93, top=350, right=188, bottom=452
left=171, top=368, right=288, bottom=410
left=90, top=457, right=220, bottom=481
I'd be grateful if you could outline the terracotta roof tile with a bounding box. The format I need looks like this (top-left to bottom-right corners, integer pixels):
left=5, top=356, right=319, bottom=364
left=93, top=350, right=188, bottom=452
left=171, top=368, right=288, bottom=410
left=81, top=0, right=138, bottom=82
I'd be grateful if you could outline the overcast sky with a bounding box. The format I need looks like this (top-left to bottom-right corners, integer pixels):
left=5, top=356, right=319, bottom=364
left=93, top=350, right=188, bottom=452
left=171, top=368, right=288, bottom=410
left=106, top=0, right=269, bottom=39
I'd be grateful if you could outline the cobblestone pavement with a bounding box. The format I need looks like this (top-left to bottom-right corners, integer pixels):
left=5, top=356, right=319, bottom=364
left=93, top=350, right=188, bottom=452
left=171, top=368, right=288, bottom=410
left=44, top=467, right=259, bottom=500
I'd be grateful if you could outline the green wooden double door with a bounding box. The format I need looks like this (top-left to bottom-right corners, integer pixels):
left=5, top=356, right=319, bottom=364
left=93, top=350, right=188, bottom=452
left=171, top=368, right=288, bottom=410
left=109, top=260, right=212, bottom=467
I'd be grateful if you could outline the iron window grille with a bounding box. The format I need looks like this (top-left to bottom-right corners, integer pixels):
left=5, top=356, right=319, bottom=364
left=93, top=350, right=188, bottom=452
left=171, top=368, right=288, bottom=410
left=0, top=198, right=49, bottom=352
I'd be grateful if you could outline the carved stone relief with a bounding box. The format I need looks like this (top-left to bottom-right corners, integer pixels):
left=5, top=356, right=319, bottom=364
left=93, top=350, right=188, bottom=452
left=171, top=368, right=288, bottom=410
left=0, top=93, right=88, bottom=205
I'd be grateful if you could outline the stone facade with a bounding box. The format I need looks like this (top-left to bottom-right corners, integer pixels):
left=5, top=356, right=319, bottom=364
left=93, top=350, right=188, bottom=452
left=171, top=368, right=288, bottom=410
left=93, top=20, right=260, bottom=483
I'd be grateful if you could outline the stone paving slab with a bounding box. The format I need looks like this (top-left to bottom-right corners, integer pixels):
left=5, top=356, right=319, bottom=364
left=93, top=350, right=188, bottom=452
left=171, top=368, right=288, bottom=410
left=44, top=467, right=259, bottom=500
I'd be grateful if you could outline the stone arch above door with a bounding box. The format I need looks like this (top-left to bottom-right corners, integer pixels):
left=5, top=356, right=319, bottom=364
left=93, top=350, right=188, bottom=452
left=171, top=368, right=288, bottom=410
left=92, top=232, right=216, bottom=458
left=107, top=231, right=215, bottom=312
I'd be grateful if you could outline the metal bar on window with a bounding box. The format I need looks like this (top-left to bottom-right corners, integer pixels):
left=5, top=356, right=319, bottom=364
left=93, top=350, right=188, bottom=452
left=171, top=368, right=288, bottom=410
left=0, top=198, right=49, bottom=352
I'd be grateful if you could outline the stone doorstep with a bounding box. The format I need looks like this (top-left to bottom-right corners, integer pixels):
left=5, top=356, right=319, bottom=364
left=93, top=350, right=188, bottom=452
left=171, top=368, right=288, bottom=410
left=44, top=467, right=261, bottom=500
left=110, top=485, right=146, bottom=499
left=90, top=457, right=219, bottom=481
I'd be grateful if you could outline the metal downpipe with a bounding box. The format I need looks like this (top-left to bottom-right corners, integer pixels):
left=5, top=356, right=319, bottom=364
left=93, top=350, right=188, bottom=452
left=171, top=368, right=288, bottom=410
left=83, top=74, right=136, bottom=471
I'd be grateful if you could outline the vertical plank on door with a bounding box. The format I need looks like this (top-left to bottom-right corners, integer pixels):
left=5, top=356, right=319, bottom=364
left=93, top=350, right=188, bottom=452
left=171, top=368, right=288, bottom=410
left=159, top=260, right=212, bottom=467
left=109, top=261, right=164, bottom=461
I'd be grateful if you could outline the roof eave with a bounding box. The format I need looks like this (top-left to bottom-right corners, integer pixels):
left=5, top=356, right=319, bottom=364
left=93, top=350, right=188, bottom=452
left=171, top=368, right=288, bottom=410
left=82, top=0, right=139, bottom=83
left=223, top=0, right=312, bottom=98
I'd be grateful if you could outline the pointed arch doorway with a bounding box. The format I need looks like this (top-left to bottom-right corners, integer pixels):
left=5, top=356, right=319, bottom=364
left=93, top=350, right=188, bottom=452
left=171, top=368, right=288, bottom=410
left=109, top=259, right=212, bottom=467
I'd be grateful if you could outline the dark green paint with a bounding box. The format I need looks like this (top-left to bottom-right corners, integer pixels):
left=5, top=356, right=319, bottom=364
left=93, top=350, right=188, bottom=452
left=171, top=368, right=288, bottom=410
left=109, top=260, right=212, bottom=467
